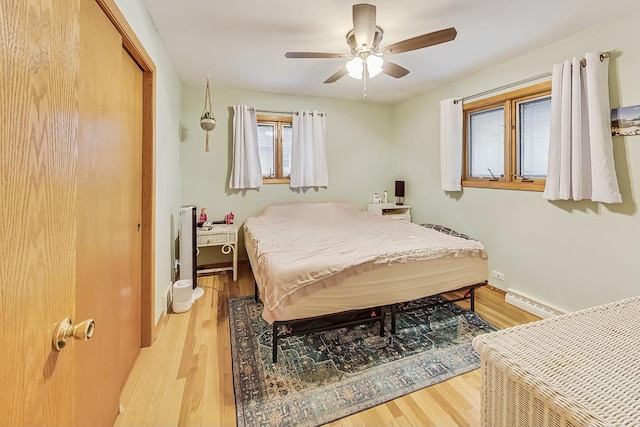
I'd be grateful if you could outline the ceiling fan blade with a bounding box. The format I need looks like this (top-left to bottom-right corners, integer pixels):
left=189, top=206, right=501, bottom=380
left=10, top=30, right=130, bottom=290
left=353, top=4, right=376, bottom=47
left=382, top=27, right=457, bottom=55
left=285, top=52, right=348, bottom=59
left=323, top=68, right=348, bottom=84
left=382, top=60, right=410, bottom=79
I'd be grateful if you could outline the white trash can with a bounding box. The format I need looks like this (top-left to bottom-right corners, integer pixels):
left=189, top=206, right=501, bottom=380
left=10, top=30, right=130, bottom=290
left=172, top=279, right=193, bottom=313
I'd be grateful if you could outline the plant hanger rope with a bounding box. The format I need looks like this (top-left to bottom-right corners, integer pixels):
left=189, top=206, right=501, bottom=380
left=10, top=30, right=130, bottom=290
left=203, top=78, right=212, bottom=116
left=200, top=75, right=216, bottom=152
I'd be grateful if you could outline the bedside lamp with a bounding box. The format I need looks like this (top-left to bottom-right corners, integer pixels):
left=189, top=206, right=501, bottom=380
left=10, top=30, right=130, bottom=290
left=395, top=180, right=405, bottom=205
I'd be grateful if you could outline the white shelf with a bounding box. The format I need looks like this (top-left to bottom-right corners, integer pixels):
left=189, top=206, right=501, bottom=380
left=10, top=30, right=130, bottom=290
left=366, top=203, right=411, bottom=221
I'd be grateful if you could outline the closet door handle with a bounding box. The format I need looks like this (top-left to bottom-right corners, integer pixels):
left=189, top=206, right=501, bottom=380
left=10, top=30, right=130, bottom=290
left=52, top=318, right=95, bottom=351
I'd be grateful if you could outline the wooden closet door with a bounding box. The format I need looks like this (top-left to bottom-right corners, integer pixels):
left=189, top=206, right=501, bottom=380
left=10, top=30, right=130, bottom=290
left=76, top=0, right=142, bottom=425
left=2, top=0, right=148, bottom=424
left=0, top=0, right=79, bottom=425
left=118, top=48, right=143, bottom=392
left=76, top=0, right=122, bottom=424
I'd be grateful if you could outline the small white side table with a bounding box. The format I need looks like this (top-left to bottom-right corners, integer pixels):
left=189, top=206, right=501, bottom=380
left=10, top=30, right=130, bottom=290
left=196, top=224, right=238, bottom=281
left=366, top=203, right=412, bottom=221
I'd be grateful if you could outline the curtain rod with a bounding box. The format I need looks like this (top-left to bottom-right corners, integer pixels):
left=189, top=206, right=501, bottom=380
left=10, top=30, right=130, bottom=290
left=250, top=107, right=326, bottom=117
left=251, top=108, right=292, bottom=115
left=454, top=51, right=611, bottom=104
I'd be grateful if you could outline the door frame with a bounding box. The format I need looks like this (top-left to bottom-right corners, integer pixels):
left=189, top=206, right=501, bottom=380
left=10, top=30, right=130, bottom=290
left=96, top=0, right=157, bottom=346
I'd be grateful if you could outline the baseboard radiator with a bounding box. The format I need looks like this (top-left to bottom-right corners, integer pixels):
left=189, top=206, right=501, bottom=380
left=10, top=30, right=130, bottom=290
left=505, top=288, right=565, bottom=319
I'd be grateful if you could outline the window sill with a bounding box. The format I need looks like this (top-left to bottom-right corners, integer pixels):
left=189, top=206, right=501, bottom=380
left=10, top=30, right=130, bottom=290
left=462, top=179, right=545, bottom=192
left=263, top=178, right=290, bottom=185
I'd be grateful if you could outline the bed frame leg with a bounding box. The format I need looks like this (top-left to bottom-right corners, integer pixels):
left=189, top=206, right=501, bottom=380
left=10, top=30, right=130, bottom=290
left=379, top=307, right=385, bottom=337
left=254, top=280, right=259, bottom=303
left=272, top=323, right=278, bottom=363
left=391, top=304, right=397, bottom=335
left=470, top=288, right=475, bottom=312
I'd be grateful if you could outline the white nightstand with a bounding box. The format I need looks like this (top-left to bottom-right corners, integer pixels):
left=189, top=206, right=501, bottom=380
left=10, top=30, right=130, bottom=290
left=366, top=203, right=412, bottom=221
left=196, top=224, right=238, bottom=281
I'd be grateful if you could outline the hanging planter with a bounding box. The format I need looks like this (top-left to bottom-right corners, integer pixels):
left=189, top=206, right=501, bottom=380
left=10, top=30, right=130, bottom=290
left=200, top=76, right=216, bottom=151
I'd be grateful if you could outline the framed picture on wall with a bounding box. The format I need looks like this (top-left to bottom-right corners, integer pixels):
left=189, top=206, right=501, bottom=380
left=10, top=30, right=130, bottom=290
left=611, top=105, right=640, bottom=136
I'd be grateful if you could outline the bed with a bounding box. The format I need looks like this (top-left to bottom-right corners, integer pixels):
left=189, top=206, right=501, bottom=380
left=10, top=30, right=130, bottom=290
left=244, top=202, right=489, bottom=362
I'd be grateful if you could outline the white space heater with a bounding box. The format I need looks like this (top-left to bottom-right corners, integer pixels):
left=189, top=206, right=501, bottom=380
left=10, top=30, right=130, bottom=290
left=180, top=205, right=204, bottom=301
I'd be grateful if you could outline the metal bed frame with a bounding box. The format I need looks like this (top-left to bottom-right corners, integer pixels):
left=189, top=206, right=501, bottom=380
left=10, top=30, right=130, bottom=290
left=255, top=280, right=487, bottom=363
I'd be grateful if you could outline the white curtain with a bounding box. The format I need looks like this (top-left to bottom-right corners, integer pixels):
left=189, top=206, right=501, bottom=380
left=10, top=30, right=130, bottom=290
left=440, top=98, right=463, bottom=191
left=543, top=51, right=621, bottom=203
left=229, top=105, right=263, bottom=190
left=290, top=110, right=328, bottom=188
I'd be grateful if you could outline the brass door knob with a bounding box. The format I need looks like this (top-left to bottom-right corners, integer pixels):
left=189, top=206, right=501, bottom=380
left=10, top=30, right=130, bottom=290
left=52, top=318, right=95, bottom=351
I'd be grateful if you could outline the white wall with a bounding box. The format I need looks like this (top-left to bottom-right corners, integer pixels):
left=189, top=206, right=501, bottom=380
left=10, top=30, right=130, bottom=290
left=392, top=13, right=640, bottom=313
left=115, top=0, right=183, bottom=325
left=180, top=86, right=393, bottom=261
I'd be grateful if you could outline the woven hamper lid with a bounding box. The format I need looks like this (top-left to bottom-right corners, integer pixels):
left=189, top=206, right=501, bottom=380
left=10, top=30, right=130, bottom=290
left=473, top=296, right=640, bottom=426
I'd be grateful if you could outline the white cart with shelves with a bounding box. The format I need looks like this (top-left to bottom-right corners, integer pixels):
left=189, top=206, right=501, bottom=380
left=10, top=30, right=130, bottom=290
left=196, top=224, right=238, bottom=281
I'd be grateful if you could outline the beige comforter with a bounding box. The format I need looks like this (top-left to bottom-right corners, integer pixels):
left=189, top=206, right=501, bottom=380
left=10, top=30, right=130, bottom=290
left=244, top=202, right=487, bottom=318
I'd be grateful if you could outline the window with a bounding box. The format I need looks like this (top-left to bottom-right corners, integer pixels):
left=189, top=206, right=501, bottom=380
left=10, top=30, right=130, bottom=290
left=257, top=115, right=292, bottom=184
left=463, top=81, right=551, bottom=191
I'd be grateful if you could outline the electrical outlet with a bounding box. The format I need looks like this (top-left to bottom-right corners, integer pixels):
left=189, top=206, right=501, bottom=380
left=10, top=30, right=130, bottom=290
left=493, top=270, right=505, bottom=281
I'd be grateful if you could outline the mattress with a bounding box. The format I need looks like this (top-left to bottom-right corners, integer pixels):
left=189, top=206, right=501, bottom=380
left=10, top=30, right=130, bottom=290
left=472, top=296, right=640, bottom=427
left=244, top=202, right=488, bottom=324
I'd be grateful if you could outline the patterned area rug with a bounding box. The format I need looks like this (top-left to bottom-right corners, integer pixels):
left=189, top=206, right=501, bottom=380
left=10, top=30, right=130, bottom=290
left=229, top=295, right=496, bottom=427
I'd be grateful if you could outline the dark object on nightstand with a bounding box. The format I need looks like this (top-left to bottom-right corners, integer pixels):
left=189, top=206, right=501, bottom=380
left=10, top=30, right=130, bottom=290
left=395, top=180, right=405, bottom=205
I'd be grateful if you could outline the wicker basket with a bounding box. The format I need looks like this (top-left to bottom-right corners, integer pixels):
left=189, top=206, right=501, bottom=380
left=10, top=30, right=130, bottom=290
left=473, top=296, right=640, bottom=427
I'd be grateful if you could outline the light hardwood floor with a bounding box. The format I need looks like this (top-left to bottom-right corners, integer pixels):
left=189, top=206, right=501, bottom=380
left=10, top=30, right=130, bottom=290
left=114, top=265, right=540, bottom=427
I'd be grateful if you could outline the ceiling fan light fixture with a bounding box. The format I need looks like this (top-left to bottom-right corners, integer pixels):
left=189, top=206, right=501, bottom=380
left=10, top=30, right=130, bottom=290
left=346, top=56, right=364, bottom=79
left=366, top=54, right=383, bottom=77
left=285, top=4, right=457, bottom=90
left=347, top=54, right=384, bottom=80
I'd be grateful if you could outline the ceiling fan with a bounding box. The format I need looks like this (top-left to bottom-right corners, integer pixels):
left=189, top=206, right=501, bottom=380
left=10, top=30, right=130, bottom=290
left=285, top=3, right=457, bottom=91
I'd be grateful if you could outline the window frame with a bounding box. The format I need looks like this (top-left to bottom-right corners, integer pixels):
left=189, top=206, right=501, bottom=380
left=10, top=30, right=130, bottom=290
left=257, top=114, right=292, bottom=184
left=462, top=81, right=551, bottom=191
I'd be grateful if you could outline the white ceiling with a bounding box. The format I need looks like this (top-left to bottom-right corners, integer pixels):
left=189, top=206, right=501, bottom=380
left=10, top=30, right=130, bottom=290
left=144, top=0, right=640, bottom=104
